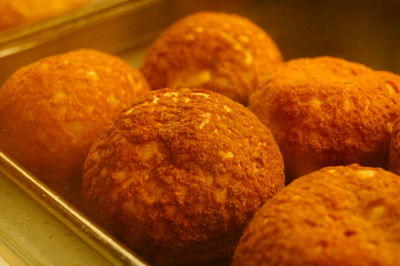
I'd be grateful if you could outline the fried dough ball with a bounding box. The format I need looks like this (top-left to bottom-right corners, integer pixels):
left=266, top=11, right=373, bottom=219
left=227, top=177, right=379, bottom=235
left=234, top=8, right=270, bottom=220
left=0, top=49, right=150, bottom=196
left=0, top=0, right=90, bottom=30
left=249, top=56, right=400, bottom=180
left=141, top=12, right=282, bottom=105
left=82, top=88, right=284, bottom=265
left=233, top=164, right=400, bottom=266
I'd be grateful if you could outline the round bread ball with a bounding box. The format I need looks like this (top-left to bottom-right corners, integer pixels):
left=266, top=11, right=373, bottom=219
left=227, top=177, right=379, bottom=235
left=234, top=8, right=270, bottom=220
left=0, top=0, right=90, bottom=30
left=249, top=56, right=400, bottom=180
left=0, top=49, right=150, bottom=196
left=82, top=88, right=284, bottom=265
left=141, top=12, right=282, bottom=105
left=233, top=164, right=400, bottom=266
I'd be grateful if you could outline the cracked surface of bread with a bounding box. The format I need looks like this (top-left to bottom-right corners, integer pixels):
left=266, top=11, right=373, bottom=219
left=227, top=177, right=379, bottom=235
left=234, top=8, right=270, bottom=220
left=389, top=119, right=400, bottom=174
left=249, top=56, right=400, bottom=180
left=82, top=88, right=284, bottom=265
left=141, top=12, right=282, bottom=105
left=233, top=164, right=400, bottom=266
left=0, top=49, right=150, bottom=196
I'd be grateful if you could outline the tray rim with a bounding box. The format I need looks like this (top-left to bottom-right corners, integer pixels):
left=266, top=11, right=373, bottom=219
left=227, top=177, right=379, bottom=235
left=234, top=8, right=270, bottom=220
left=0, top=150, right=148, bottom=266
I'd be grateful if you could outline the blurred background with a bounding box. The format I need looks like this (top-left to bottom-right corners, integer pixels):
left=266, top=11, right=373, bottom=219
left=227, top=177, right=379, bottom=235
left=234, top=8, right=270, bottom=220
left=170, top=0, right=400, bottom=73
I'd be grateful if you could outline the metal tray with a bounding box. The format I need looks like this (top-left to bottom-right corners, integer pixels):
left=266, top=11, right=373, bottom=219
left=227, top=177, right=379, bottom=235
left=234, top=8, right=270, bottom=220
left=0, top=0, right=399, bottom=264
left=0, top=151, right=147, bottom=265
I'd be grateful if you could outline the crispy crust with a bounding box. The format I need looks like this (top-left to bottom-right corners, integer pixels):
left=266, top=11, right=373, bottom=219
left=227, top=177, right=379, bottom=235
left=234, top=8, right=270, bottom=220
left=141, top=12, right=282, bottom=105
left=233, top=164, right=400, bottom=266
left=0, top=0, right=90, bottom=30
left=82, top=88, right=284, bottom=265
left=0, top=49, right=149, bottom=195
left=249, top=56, right=400, bottom=180
left=389, top=119, right=400, bottom=174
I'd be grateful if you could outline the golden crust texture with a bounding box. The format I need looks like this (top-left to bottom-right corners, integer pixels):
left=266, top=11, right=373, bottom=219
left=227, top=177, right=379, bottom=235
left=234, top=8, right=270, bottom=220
left=0, top=49, right=150, bottom=195
left=141, top=12, right=282, bottom=105
left=249, top=56, right=400, bottom=180
left=0, top=0, right=90, bottom=30
left=82, top=88, right=284, bottom=265
left=389, top=119, right=400, bottom=174
left=233, top=164, right=400, bottom=266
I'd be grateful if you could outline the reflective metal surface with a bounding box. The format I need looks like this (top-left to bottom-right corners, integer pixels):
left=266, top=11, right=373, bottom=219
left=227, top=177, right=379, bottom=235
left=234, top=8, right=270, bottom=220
left=0, top=151, right=148, bottom=266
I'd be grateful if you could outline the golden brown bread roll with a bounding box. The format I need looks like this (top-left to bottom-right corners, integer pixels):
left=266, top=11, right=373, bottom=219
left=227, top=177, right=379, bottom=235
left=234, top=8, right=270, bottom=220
left=249, top=56, right=400, bottom=180
left=0, top=49, right=150, bottom=196
left=233, top=164, right=400, bottom=266
left=141, top=12, right=282, bottom=105
left=0, top=0, right=90, bottom=30
left=82, top=88, right=285, bottom=265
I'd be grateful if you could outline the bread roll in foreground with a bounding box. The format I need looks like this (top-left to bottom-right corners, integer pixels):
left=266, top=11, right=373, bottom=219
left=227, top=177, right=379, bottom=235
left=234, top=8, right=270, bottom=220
left=82, top=88, right=284, bottom=265
left=141, top=12, right=282, bottom=105
left=233, top=164, right=400, bottom=266
left=0, top=49, right=149, bottom=196
left=249, top=56, right=400, bottom=180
